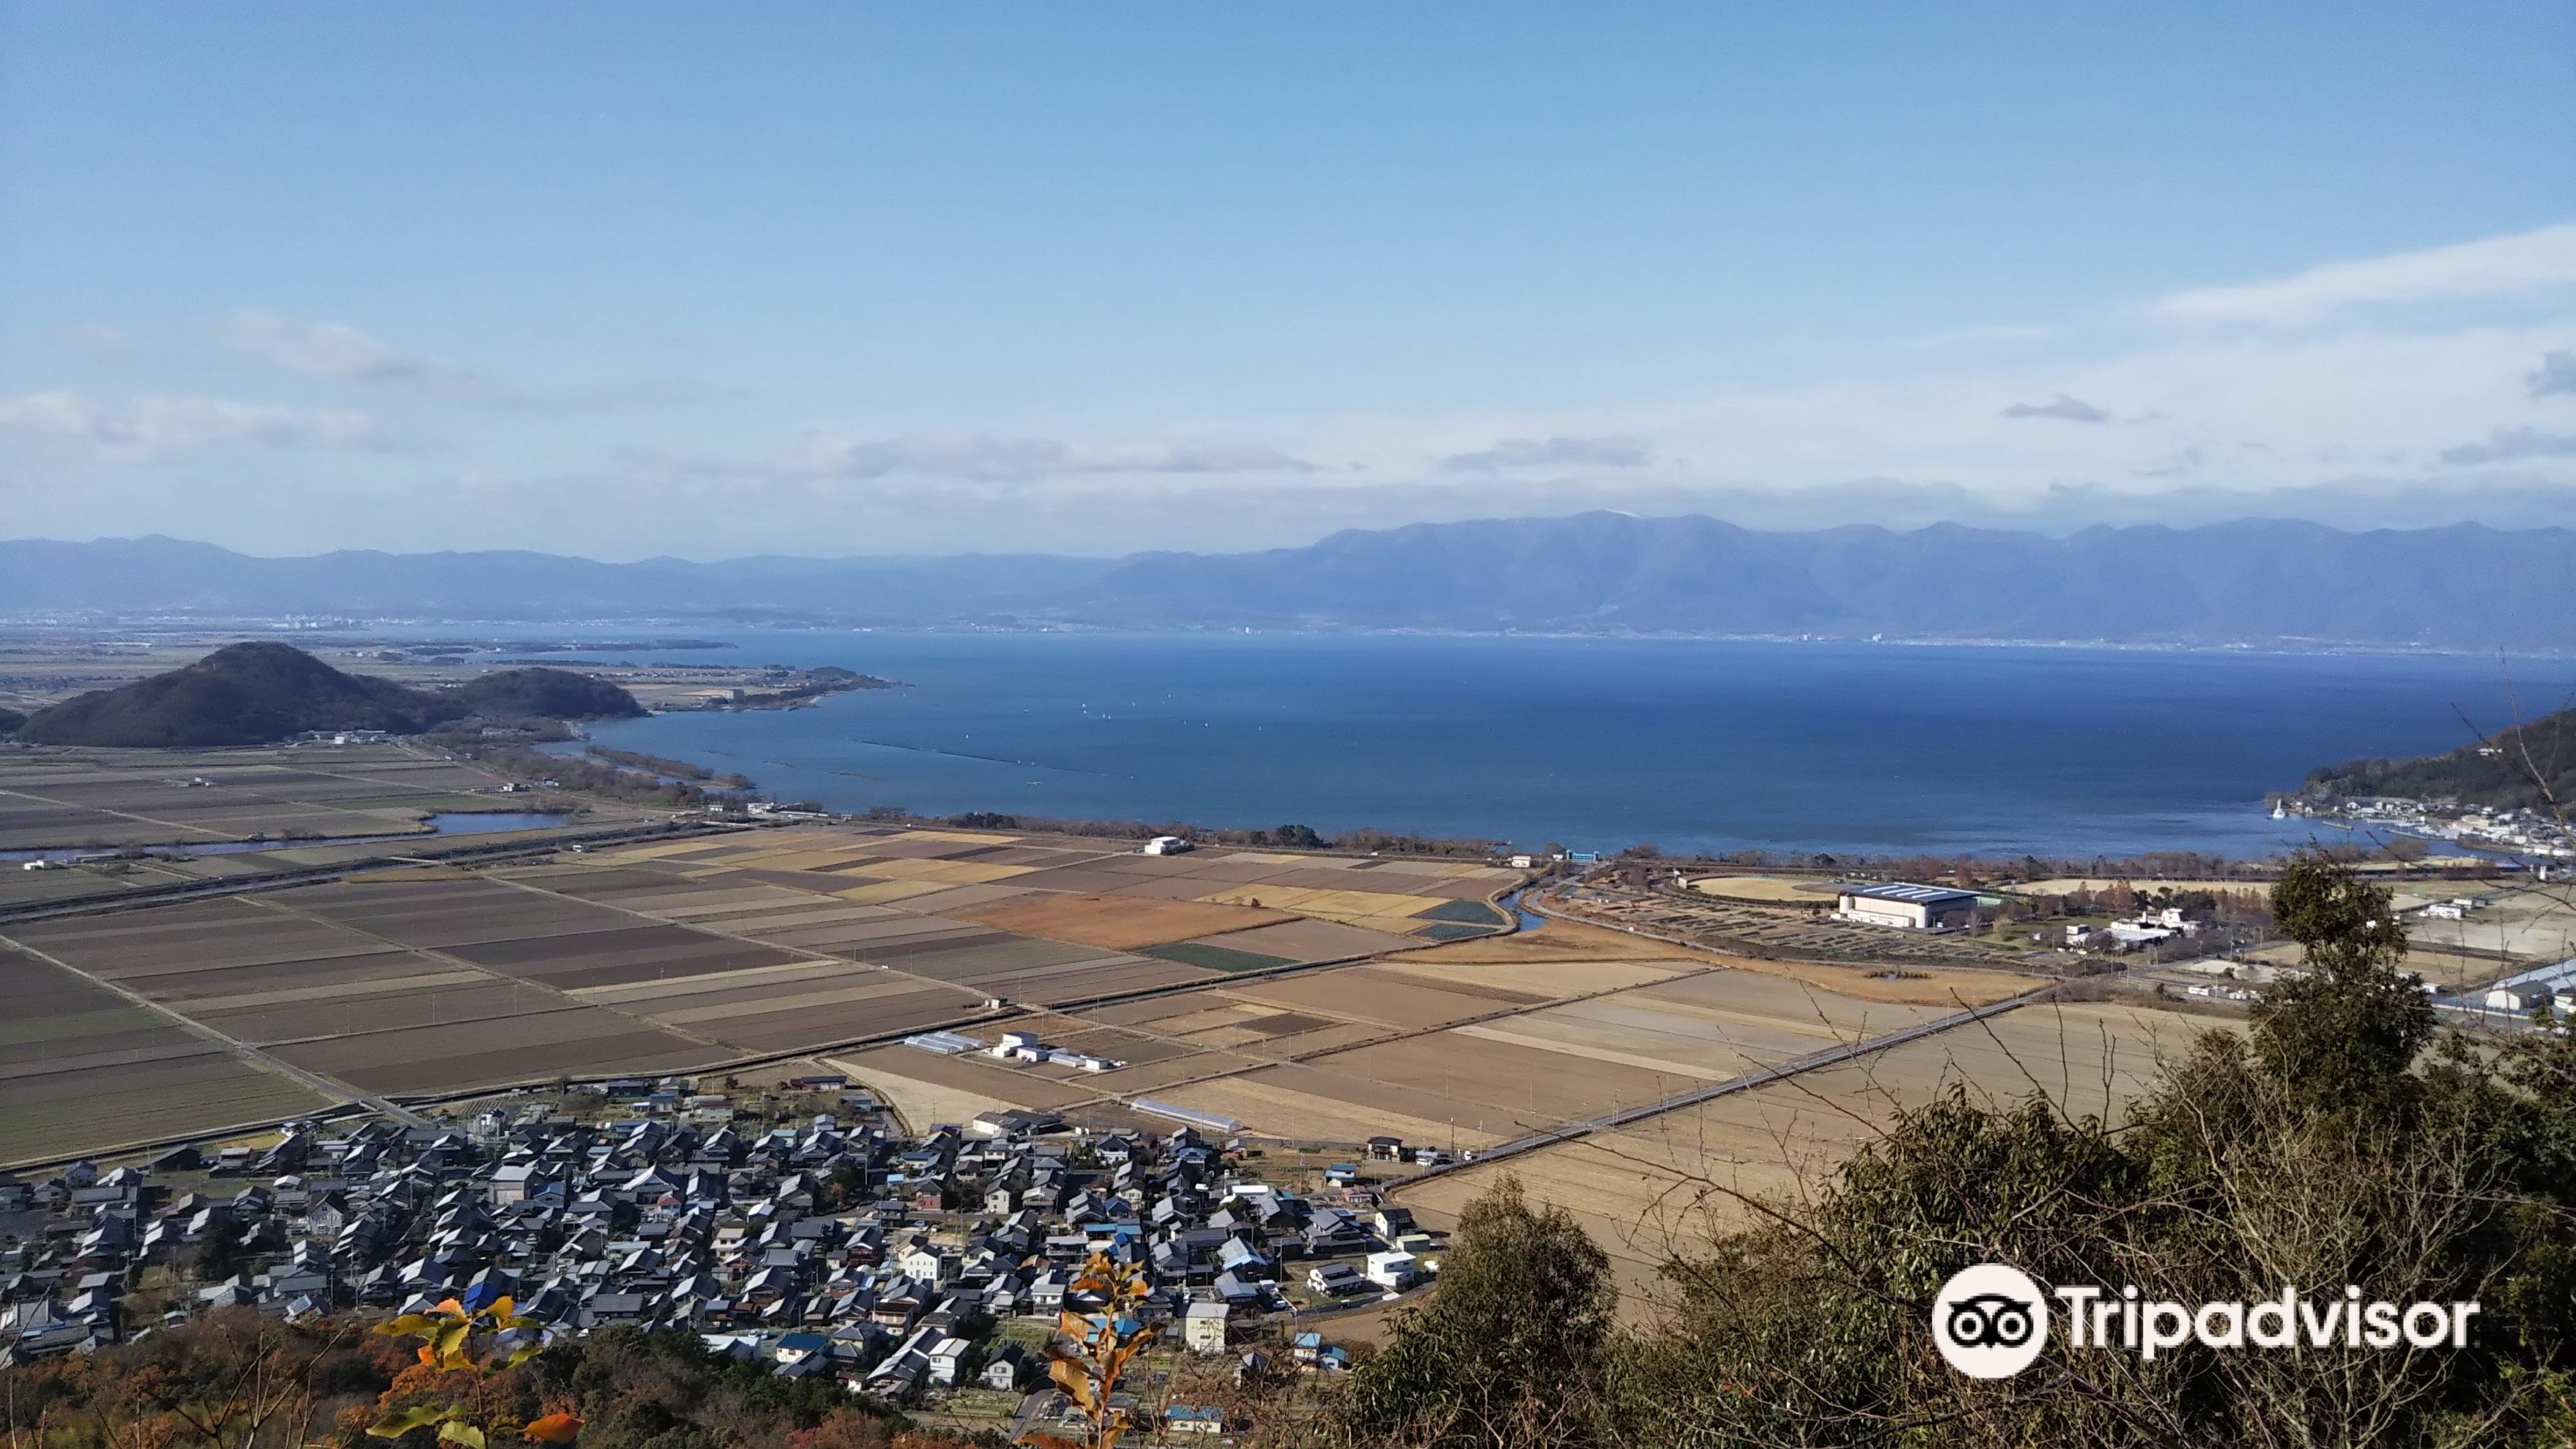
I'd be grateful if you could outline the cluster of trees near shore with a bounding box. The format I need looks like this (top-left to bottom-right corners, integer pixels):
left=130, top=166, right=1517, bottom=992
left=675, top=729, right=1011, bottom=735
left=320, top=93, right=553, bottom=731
left=1310, top=854, right=2576, bottom=1448
left=881, top=808, right=1503, bottom=859
left=2302, top=705, right=2576, bottom=815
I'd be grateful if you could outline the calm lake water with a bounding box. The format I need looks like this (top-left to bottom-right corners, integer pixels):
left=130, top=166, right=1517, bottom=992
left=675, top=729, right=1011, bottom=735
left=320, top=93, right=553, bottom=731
left=553, top=633, right=2576, bottom=861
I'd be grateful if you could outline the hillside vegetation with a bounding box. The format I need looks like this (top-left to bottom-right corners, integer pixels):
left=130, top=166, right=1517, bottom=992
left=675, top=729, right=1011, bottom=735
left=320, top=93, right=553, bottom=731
left=453, top=666, right=648, bottom=721
left=15, top=643, right=643, bottom=747
left=0, top=1313, right=978, bottom=1449
left=2305, top=705, right=2575, bottom=812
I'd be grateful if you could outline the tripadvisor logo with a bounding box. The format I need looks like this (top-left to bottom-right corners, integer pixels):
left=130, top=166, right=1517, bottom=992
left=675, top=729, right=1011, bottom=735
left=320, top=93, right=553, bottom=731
left=1931, top=1263, right=2482, bottom=1378
left=1933, top=1264, right=2049, bottom=1378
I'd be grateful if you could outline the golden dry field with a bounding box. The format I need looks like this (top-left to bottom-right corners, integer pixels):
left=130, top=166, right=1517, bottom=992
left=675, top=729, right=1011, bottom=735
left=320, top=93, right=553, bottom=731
left=1397, top=998, right=2226, bottom=1309
left=951, top=892, right=1293, bottom=949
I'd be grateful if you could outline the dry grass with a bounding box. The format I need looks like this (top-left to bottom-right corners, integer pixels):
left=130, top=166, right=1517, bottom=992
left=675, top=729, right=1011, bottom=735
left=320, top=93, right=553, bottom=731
left=954, top=893, right=1293, bottom=950
left=1706, top=954, right=2041, bottom=1006
left=1401, top=919, right=1690, bottom=964
left=1368, top=954, right=1694, bottom=998
left=1226, top=971, right=1505, bottom=1030
left=1687, top=875, right=1835, bottom=904
left=1160, top=1075, right=1506, bottom=1149
left=823, top=1053, right=1018, bottom=1133
left=1397, top=999, right=2231, bottom=1313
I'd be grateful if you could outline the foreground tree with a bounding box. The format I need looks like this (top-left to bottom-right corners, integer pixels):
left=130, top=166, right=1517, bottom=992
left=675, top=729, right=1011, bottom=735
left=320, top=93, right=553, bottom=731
left=1327, top=1176, right=1616, bottom=1449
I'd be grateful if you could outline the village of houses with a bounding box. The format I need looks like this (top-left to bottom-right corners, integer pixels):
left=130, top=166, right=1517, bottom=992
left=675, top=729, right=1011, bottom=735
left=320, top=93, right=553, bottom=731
left=0, top=1069, right=1448, bottom=1442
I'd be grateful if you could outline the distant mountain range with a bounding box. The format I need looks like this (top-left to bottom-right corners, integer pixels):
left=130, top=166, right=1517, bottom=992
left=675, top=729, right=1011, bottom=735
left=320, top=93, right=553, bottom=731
left=3, top=515, right=2570, bottom=649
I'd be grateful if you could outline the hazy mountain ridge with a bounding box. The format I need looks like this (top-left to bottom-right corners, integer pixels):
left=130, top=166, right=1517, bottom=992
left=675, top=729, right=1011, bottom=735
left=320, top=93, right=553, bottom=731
left=3, top=515, right=2569, bottom=648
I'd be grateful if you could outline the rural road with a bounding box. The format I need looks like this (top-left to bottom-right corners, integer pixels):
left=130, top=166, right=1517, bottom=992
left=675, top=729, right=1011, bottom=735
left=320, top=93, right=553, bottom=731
left=1393, top=980, right=2052, bottom=1190
left=1390, top=874, right=2057, bottom=1189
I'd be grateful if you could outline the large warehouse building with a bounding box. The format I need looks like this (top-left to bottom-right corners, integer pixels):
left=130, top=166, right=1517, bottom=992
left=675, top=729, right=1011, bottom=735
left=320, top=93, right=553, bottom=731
left=1835, top=882, right=1981, bottom=932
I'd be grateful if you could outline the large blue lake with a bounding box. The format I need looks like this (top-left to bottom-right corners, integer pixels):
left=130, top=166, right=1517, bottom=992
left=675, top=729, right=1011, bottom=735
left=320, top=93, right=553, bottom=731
left=555, top=633, right=2576, bottom=861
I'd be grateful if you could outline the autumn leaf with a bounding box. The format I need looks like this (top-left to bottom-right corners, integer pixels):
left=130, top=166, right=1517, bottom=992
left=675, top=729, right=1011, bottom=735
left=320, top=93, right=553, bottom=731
left=522, top=1412, right=582, bottom=1444
left=1048, top=1359, right=1095, bottom=1410
left=489, top=1296, right=515, bottom=1324
left=437, top=1422, right=487, bottom=1449
left=433, top=1298, right=468, bottom=1319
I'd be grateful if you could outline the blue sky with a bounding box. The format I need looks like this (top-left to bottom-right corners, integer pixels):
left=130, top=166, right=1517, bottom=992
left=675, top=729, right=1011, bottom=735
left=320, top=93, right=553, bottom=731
left=4, top=3, right=2573, bottom=557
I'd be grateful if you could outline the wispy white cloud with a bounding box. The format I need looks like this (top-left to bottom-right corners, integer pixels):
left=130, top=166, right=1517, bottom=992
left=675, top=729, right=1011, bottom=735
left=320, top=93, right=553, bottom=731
left=214, top=310, right=480, bottom=388
left=210, top=309, right=692, bottom=413
left=1999, top=394, right=2109, bottom=423
left=20, top=227, right=2576, bottom=553
left=0, top=390, right=398, bottom=455
left=2154, top=220, right=2576, bottom=325
left=758, top=433, right=1324, bottom=483
left=1437, top=435, right=1651, bottom=472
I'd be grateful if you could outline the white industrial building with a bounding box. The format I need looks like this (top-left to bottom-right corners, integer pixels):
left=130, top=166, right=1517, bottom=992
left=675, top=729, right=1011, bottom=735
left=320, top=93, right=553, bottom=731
left=1142, top=835, right=1194, bottom=855
left=1834, top=882, right=1981, bottom=932
left=2469, top=957, right=2576, bottom=1020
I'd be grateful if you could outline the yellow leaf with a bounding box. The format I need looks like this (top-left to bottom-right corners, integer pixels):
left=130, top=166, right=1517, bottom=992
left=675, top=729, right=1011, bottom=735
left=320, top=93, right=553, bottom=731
left=1047, top=1360, right=1095, bottom=1411
left=436, top=1422, right=486, bottom=1449
left=433, top=1297, right=468, bottom=1319
left=489, top=1296, right=515, bottom=1324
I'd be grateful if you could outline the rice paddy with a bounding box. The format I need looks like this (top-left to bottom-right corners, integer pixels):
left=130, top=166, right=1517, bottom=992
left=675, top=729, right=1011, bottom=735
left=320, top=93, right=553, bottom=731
left=0, top=818, right=1527, bottom=1162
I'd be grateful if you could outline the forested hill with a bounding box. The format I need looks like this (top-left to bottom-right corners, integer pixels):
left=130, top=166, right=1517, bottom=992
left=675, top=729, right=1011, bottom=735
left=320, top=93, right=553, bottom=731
left=13, top=643, right=643, bottom=747
left=451, top=667, right=648, bottom=721
left=4, top=516, right=2573, bottom=649
left=2304, top=706, right=2576, bottom=811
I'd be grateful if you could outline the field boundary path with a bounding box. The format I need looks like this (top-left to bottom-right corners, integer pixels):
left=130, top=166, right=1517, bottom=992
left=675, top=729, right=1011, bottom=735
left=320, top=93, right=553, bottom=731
left=0, top=819, right=739, bottom=926
left=1383, top=878, right=2059, bottom=1190
left=0, top=933, right=436, bottom=1132
left=1389, top=979, right=2053, bottom=1191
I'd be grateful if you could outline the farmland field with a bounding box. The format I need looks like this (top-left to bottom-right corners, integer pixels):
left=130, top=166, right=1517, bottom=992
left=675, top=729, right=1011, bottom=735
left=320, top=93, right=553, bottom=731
left=0, top=743, right=537, bottom=851
left=0, top=819, right=1525, bottom=1158
left=1396, top=998, right=2224, bottom=1303
left=0, top=941, right=340, bottom=1164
